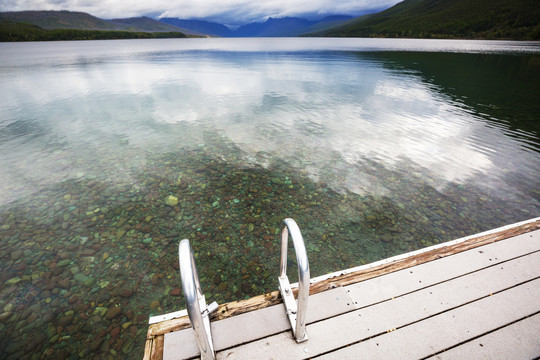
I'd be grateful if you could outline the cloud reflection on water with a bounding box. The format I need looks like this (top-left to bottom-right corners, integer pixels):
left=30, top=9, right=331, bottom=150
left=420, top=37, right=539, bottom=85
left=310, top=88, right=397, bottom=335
left=0, top=44, right=538, bottom=206
left=144, top=53, right=497, bottom=191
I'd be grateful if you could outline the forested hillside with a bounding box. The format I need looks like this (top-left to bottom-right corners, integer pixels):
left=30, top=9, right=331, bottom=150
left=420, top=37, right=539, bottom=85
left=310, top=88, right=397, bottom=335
left=309, top=0, right=540, bottom=40
left=0, top=11, right=190, bottom=41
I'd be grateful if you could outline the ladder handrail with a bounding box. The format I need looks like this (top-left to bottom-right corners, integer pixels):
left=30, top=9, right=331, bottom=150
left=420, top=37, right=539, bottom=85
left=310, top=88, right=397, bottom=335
left=179, top=239, right=218, bottom=360
left=278, top=218, right=310, bottom=343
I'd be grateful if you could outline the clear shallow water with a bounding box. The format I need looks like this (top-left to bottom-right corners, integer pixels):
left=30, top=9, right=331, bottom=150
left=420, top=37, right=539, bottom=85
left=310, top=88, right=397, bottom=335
left=0, top=38, right=539, bottom=359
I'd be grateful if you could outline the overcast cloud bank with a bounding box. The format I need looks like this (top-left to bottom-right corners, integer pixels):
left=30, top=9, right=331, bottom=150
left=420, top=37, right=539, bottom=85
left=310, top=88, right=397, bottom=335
left=0, top=0, right=401, bottom=25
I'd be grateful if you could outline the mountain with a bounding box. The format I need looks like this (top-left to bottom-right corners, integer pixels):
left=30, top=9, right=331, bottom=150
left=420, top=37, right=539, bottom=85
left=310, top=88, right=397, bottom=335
left=109, top=16, right=191, bottom=33
left=0, top=11, right=355, bottom=39
left=233, top=16, right=353, bottom=37
left=159, top=15, right=353, bottom=37
left=0, top=11, right=189, bottom=33
left=234, top=17, right=313, bottom=37
left=299, top=15, right=356, bottom=35
left=0, top=11, right=190, bottom=41
left=159, top=18, right=231, bottom=37
left=309, top=0, right=540, bottom=40
left=0, top=10, right=124, bottom=30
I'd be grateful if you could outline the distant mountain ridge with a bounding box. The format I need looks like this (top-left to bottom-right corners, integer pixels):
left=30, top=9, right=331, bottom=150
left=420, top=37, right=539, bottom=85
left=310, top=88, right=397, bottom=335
left=0, top=11, right=197, bottom=34
left=0, top=10, right=121, bottom=30
left=231, top=16, right=353, bottom=37
left=308, top=0, right=540, bottom=40
left=0, top=11, right=195, bottom=41
left=160, top=15, right=353, bottom=37
left=159, top=18, right=233, bottom=37
left=234, top=17, right=314, bottom=37
left=109, top=16, right=193, bottom=33
left=0, top=10, right=354, bottom=38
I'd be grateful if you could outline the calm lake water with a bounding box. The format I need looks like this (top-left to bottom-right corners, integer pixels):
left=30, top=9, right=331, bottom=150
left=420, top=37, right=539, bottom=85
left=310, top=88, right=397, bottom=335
left=1, top=38, right=539, bottom=359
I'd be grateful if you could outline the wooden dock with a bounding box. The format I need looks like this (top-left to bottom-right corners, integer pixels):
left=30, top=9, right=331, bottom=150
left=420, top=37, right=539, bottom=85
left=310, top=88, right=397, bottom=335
left=144, top=217, right=540, bottom=359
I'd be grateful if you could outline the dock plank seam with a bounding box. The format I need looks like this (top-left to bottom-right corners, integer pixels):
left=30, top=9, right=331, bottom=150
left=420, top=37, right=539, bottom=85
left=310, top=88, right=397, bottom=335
left=312, top=279, right=540, bottom=360
left=418, top=309, right=540, bottom=360
left=209, top=249, right=540, bottom=356
left=309, top=275, right=540, bottom=359
left=215, top=251, right=540, bottom=358
left=306, top=248, right=540, bottom=327
left=209, top=250, right=540, bottom=356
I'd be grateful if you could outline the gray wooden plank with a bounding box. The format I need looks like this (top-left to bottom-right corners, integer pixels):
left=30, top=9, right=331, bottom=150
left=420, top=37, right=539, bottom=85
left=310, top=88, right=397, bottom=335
left=163, top=327, right=198, bottom=360
left=345, top=230, right=540, bottom=309
left=320, top=280, right=540, bottom=359
left=216, top=252, right=540, bottom=359
left=426, top=312, right=540, bottom=360
left=164, top=287, right=355, bottom=359
left=213, top=287, right=355, bottom=349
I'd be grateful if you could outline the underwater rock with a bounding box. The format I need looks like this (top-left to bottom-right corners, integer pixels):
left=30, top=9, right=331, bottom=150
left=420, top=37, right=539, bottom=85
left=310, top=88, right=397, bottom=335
left=41, top=310, right=56, bottom=323
left=5, top=277, right=21, bottom=286
left=11, top=250, right=23, bottom=260
left=165, top=195, right=179, bottom=207
left=218, top=282, right=228, bottom=291
left=0, top=311, right=13, bottom=323
left=150, top=300, right=160, bottom=310
left=73, top=273, right=88, bottom=283
left=169, top=288, right=181, bottom=296
left=122, top=338, right=134, bottom=355
left=89, top=337, right=104, bottom=352
left=57, top=259, right=71, bottom=267
left=142, top=237, right=152, bottom=244
left=118, top=287, right=134, bottom=298
left=105, top=305, right=123, bottom=320
left=111, top=327, right=121, bottom=337
left=57, top=315, right=73, bottom=327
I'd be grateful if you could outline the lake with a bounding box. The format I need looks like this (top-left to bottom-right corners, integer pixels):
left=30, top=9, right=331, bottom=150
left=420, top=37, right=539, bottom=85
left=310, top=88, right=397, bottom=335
left=0, top=37, right=539, bottom=359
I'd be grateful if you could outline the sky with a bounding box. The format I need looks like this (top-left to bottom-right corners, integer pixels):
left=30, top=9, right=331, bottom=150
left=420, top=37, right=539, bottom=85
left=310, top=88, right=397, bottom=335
left=0, top=0, right=402, bottom=26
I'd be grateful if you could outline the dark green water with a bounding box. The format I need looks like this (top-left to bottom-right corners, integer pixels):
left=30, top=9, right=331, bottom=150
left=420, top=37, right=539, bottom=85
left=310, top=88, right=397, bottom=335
left=0, top=38, right=539, bottom=359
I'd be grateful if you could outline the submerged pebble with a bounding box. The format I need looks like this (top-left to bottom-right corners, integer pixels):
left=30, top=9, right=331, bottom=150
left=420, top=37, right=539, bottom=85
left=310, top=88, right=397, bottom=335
left=165, top=195, right=179, bottom=207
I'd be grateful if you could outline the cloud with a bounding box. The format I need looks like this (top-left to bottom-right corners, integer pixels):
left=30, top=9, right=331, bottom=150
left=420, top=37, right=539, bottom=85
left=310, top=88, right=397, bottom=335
left=0, top=0, right=401, bottom=25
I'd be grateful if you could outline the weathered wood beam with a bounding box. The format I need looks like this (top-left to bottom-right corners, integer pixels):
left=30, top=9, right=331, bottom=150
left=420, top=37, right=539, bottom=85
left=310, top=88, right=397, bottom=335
left=142, top=338, right=153, bottom=360
left=150, top=335, right=164, bottom=360
left=310, top=218, right=540, bottom=293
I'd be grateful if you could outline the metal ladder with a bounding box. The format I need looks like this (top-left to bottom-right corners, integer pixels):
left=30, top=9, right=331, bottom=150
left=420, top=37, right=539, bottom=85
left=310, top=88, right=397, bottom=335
left=178, top=218, right=310, bottom=359
left=178, top=240, right=219, bottom=360
left=278, top=218, right=310, bottom=343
